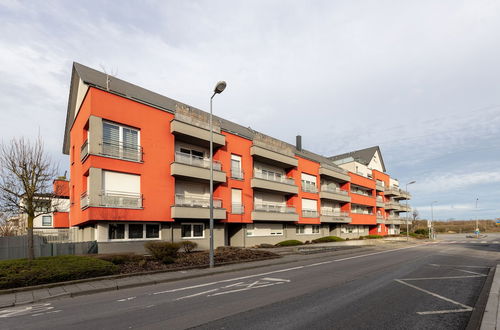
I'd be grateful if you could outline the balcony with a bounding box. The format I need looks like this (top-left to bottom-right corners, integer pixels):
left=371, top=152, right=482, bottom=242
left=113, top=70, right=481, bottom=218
left=231, top=203, right=244, bottom=214
left=385, top=201, right=402, bottom=210
left=302, top=209, right=319, bottom=218
left=320, top=210, right=351, bottom=223
left=171, top=194, right=226, bottom=219
left=171, top=152, right=226, bottom=183
left=251, top=204, right=299, bottom=222
left=170, top=119, right=225, bottom=148
left=319, top=164, right=350, bottom=182
left=80, top=190, right=142, bottom=209
left=375, top=181, right=385, bottom=191
left=384, top=186, right=401, bottom=197
left=80, top=140, right=89, bottom=161
left=376, top=215, right=386, bottom=224
left=302, top=182, right=318, bottom=194
left=251, top=171, right=298, bottom=194
left=250, top=145, right=298, bottom=168
left=399, top=204, right=411, bottom=212
left=376, top=197, right=385, bottom=208
left=398, top=190, right=412, bottom=200
left=101, top=140, right=143, bottom=162
left=386, top=217, right=405, bottom=225
left=319, top=186, right=351, bottom=203
left=230, top=167, right=244, bottom=180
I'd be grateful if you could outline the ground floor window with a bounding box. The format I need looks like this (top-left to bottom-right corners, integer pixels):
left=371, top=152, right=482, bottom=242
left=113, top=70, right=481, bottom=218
left=42, top=215, right=52, bottom=227
left=341, top=225, right=366, bottom=234
left=108, top=223, right=160, bottom=240
left=246, top=223, right=284, bottom=237
left=181, top=223, right=204, bottom=239
left=296, top=224, right=321, bottom=235
left=312, top=225, right=320, bottom=234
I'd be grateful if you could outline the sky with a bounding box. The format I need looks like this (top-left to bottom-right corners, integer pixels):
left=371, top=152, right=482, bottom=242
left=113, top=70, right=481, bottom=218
left=0, top=0, right=499, bottom=220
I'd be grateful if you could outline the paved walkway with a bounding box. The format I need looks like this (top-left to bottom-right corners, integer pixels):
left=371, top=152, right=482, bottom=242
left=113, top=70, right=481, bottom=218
left=0, top=243, right=394, bottom=309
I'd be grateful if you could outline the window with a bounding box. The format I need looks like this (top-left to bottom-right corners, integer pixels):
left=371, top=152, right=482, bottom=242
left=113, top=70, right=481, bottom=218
left=296, top=225, right=305, bottom=234
left=231, top=189, right=243, bottom=214
left=102, top=171, right=141, bottom=208
left=42, top=215, right=52, bottom=227
left=103, top=121, right=140, bottom=161
left=181, top=223, right=204, bottom=239
left=231, top=154, right=243, bottom=179
left=146, top=224, right=160, bottom=238
left=109, top=224, right=125, bottom=239
left=301, top=173, right=317, bottom=192
left=128, top=224, right=144, bottom=239
left=246, top=223, right=283, bottom=236
left=296, top=224, right=320, bottom=235
left=312, top=225, right=320, bottom=234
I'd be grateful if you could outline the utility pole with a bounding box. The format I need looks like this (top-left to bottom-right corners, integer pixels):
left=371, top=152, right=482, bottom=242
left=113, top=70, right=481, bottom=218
left=475, top=198, right=479, bottom=239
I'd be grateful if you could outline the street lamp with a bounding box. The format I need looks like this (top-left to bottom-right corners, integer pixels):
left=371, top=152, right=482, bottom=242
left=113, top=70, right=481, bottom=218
left=405, top=180, right=416, bottom=241
left=475, top=198, right=479, bottom=239
left=430, top=201, right=438, bottom=239
left=209, top=81, right=226, bottom=269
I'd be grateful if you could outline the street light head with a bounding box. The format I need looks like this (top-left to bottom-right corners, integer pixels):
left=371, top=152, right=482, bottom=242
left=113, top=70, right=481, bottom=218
left=408, top=180, right=416, bottom=185
left=214, top=81, right=227, bottom=94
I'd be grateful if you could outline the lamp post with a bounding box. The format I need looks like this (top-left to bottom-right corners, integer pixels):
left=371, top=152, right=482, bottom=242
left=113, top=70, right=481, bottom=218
left=405, top=180, right=416, bottom=241
left=475, top=198, right=479, bottom=239
left=430, top=201, right=438, bottom=240
left=209, top=81, right=226, bottom=268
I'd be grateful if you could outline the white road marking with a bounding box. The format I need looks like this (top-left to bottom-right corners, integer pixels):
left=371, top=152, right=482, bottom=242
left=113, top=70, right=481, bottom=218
left=481, top=241, right=487, bottom=244
left=152, top=244, right=427, bottom=296
left=117, top=296, right=136, bottom=302
left=401, top=275, right=485, bottom=281
left=395, top=279, right=473, bottom=314
left=429, top=264, right=490, bottom=269
left=455, top=269, right=487, bottom=276
left=493, top=241, right=499, bottom=244
left=0, top=303, right=54, bottom=318
left=175, top=289, right=219, bottom=301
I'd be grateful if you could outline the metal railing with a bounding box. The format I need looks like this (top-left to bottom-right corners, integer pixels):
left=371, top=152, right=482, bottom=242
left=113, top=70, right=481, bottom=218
left=321, top=186, right=348, bottom=195
left=350, top=189, right=371, bottom=197
left=253, top=171, right=295, bottom=185
left=320, top=162, right=348, bottom=174
left=302, top=209, right=319, bottom=217
left=253, top=204, right=296, bottom=213
left=321, top=210, right=349, bottom=217
left=302, top=182, right=318, bottom=193
left=376, top=196, right=384, bottom=202
left=81, top=140, right=89, bottom=160
left=175, top=194, right=222, bottom=208
left=101, top=190, right=142, bottom=208
left=80, top=191, right=89, bottom=209
left=174, top=151, right=222, bottom=171
left=231, top=203, right=244, bottom=214
left=101, top=139, right=143, bottom=162
left=230, top=167, right=244, bottom=180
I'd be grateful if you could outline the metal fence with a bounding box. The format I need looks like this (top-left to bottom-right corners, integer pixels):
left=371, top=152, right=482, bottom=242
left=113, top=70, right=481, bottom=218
left=0, top=235, right=97, bottom=260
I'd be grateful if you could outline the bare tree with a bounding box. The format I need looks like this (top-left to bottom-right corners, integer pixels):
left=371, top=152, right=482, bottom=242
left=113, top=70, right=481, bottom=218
left=0, top=136, right=59, bottom=259
left=412, top=208, right=419, bottom=221
left=0, top=212, right=16, bottom=236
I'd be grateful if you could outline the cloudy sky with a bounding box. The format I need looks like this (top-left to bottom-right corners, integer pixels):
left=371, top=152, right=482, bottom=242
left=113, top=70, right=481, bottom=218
left=0, top=0, right=499, bottom=220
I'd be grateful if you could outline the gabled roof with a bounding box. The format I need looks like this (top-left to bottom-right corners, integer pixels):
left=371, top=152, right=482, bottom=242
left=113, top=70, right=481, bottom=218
left=62, top=62, right=346, bottom=172
left=329, top=146, right=386, bottom=172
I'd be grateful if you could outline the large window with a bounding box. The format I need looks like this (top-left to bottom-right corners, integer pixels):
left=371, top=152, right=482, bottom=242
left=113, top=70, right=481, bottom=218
left=103, top=121, right=140, bottom=161
left=181, top=223, right=204, bottom=239
left=296, top=224, right=321, bottom=235
left=231, top=154, right=243, bottom=179
left=42, top=215, right=52, bottom=227
left=108, top=223, right=160, bottom=240
left=246, top=223, right=283, bottom=237
left=101, top=171, right=141, bottom=208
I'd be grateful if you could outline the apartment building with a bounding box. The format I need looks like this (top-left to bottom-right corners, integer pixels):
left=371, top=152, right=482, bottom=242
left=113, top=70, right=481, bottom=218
left=62, top=62, right=412, bottom=253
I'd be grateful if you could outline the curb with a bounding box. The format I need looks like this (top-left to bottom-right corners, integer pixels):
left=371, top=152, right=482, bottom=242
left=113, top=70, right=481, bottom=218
left=481, top=264, right=500, bottom=330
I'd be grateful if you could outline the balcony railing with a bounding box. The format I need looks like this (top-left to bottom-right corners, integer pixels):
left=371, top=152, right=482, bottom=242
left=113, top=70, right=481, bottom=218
left=321, top=186, right=348, bottom=195
left=80, top=140, right=89, bottom=160
left=232, top=203, right=244, bottom=214
left=302, top=209, right=319, bottom=217
left=231, top=167, right=244, bottom=180
left=321, top=210, right=349, bottom=217
left=174, top=194, right=222, bottom=208
left=253, top=171, right=295, bottom=185
left=174, top=151, right=222, bottom=171
left=101, top=190, right=142, bottom=208
left=80, top=191, right=89, bottom=209
left=376, top=196, right=384, bottom=202
left=101, top=139, right=143, bottom=162
left=254, top=204, right=296, bottom=213
left=320, top=162, right=348, bottom=174
left=302, top=182, right=318, bottom=193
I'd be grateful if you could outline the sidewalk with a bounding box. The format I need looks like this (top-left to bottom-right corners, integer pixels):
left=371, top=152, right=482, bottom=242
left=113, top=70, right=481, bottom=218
left=0, top=243, right=398, bottom=309
left=481, top=264, right=500, bottom=330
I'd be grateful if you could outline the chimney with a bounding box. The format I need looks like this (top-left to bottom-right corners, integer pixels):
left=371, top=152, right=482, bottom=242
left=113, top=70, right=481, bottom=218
left=296, top=135, right=302, bottom=151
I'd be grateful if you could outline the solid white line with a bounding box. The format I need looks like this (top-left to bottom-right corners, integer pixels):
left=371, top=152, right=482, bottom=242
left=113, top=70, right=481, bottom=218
left=175, top=288, right=219, bottom=301
left=262, top=277, right=291, bottom=282
left=401, top=275, right=485, bottom=281
left=429, top=264, right=490, bottom=269
left=417, top=308, right=472, bottom=315
left=152, top=244, right=429, bottom=296
left=395, top=279, right=472, bottom=310
left=455, top=269, right=487, bottom=276
left=493, top=241, right=499, bottom=244
left=481, top=241, right=487, bottom=244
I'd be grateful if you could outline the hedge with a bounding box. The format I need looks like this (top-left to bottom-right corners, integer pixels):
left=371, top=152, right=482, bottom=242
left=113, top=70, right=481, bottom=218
left=0, top=255, right=119, bottom=289
left=312, top=236, right=345, bottom=243
left=275, top=240, right=303, bottom=247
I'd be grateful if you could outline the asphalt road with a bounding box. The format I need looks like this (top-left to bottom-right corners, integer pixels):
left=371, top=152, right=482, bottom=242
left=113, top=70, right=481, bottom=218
left=1, top=234, right=499, bottom=330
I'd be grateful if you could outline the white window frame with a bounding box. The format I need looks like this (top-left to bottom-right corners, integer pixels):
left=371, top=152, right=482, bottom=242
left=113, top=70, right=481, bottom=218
left=102, top=121, right=141, bottom=161
left=181, top=223, right=205, bottom=239
left=41, top=215, right=52, bottom=227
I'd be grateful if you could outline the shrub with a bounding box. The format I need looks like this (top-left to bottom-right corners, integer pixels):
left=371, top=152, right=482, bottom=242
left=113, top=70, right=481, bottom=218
left=144, top=242, right=180, bottom=264
left=94, top=253, right=143, bottom=265
left=312, top=236, right=345, bottom=243
left=362, top=235, right=384, bottom=239
left=256, top=243, right=276, bottom=248
left=275, top=240, right=303, bottom=247
left=414, top=229, right=429, bottom=236
left=0, top=255, right=118, bottom=289
left=180, top=240, right=198, bottom=253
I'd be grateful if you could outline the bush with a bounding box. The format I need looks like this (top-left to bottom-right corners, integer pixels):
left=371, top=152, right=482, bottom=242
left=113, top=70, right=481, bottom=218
left=180, top=240, right=198, bottom=253
left=275, top=240, right=303, bottom=247
left=144, top=242, right=180, bottom=264
left=0, top=255, right=118, bottom=289
left=362, top=235, right=384, bottom=239
left=312, top=236, right=345, bottom=243
left=256, top=243, right=276, bottom=248
left=94, top=253, right=143, bottom=265
left=414, top=228, right=429, bottom=236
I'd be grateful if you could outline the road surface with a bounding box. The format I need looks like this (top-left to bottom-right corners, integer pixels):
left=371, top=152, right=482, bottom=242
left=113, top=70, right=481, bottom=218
left=1, top=234, right=499, bottom=330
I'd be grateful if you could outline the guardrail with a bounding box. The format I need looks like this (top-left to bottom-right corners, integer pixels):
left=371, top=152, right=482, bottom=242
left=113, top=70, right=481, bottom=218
left=253, top=171, right=295, bottom=185
left=321, top=186, right=348, bottom=195
left=254, top=204, right=296, bottom=213
left=175, top=151, right=222, bottom=171
left=174, top=194, right=222, bottom=208
left=101, top=190, right=142, bottom=208
left=101, top=139, right=143, bottom=162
